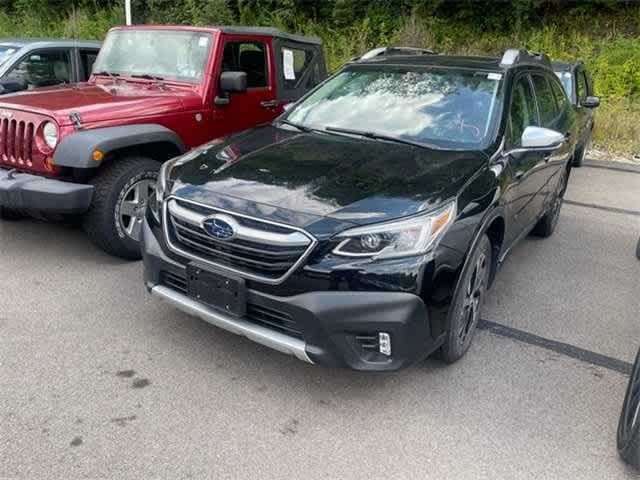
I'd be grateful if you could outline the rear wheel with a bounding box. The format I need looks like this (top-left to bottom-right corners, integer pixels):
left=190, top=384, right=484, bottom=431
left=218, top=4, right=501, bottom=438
left=531, top=166, right=568, bottom=238
left=0, top=207, right=25, bottom=220
left=439, top=234, right=492, bottom=363
left=82, top=156, right=159, bottom=260
left=573, top=134, right=591, bottom=167
left=617, top=349, right=640, bottom=468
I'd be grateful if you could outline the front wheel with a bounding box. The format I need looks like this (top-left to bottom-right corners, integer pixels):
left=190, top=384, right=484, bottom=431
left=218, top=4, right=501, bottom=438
left=439, top=234, right=492, bottom=363
left=617, top=348, right=640, bottom=468
left=82, top=156, right=159, bottom=260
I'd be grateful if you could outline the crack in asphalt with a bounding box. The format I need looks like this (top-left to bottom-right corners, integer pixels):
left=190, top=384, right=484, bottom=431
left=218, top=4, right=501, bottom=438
left=478, top=319, right=633, bottom=375
left=564, top=199, right=640, bottom=217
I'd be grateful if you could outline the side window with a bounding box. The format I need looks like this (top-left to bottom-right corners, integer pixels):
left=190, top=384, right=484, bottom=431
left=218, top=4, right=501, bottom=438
left=80, top=49, right=99, bottom=80
left=550, top=77, right=569, bottom=110
left=507, top=76, right=537, bottom=147
left=281, top=47, right=314, bottom=89
left=531, top=74, right=559, bottom=126
left=7, top=49, right=72, bottom=89
left=221, top=41, right=268, bottom=88
left=576, top=71, right=588, bottom=102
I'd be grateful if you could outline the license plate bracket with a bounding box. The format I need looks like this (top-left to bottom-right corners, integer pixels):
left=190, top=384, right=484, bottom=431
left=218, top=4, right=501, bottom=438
left=186, top=263, right=246, bottom=317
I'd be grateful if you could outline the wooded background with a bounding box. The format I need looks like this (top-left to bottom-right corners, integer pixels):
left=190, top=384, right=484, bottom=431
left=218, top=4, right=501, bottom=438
left=0, top=0, right=638, bottom=153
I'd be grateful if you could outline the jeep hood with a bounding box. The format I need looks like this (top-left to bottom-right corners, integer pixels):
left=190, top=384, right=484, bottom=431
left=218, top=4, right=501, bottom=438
left=171, top=125, right=489, bottom=234
left=0, top=81, right=197, bottom=126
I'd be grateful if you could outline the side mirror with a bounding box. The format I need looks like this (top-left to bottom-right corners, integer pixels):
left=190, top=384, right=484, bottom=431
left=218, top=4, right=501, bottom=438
left=0, top=78, right=27, bottom=95
left=219, top=71, right=247, bottom=93
left=520, top=126, right=565, bottom=150
left=581, top=95, right=600, bottom=109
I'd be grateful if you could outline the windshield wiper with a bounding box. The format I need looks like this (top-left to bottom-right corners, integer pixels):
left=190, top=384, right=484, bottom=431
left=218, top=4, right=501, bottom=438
left=278, top=119, right=312, bottom=133
left=93, top=70, right=120, bottom=82
left=131, top=74, right=165, bottom=81
left=324, top=126, right=441, bottom=150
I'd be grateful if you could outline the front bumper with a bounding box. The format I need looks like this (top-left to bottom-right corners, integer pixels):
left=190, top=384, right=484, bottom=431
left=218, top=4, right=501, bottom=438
left=0, top=167, right=93, bottom=214
left=142, top=217, right=442, bottom=371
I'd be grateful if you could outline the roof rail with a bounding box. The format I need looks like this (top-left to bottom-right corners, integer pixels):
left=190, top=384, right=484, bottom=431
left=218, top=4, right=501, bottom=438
left=359, top=46, right=436, bottom=60
left=500, top=48, right=552, bottom=68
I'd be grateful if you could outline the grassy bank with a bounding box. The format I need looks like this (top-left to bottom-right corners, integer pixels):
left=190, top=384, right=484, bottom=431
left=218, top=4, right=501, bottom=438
left=0, top=3, right=638, bottom=156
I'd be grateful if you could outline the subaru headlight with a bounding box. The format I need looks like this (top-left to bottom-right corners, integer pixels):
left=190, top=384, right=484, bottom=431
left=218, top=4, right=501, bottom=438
left=43, top=122, right=58, bottom=149
left=150, top=157, right=179, bottom=221
left=333, top=202, right=456, bottom=260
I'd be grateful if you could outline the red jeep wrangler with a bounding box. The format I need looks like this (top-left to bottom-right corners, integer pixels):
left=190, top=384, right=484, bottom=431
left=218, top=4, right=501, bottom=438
left=0, top=25, right=326, bottom=258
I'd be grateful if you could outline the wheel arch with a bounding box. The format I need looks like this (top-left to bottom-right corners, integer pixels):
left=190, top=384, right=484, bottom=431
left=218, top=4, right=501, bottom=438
left=53, top=124, right=187, bottom=170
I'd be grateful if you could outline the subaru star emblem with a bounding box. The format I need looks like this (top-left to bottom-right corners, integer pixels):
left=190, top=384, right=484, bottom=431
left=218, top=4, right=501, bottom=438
left=201, top=214, right=237, bottom=241
left=0, top=110, right=13, bottom=119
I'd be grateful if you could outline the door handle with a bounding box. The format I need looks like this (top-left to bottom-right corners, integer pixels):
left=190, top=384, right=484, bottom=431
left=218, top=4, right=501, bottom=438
left=260, top=100, right=279, bottom=108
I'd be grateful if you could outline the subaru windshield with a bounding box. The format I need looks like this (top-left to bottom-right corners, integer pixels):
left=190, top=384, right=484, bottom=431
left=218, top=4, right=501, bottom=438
left=92, top=30, right=212, bottom=83
left=285, top=65, right=503, bottom=150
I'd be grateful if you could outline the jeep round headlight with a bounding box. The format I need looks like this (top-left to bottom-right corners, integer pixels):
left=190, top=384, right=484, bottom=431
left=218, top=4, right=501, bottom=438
left=43, top=122, right=58, bottom=149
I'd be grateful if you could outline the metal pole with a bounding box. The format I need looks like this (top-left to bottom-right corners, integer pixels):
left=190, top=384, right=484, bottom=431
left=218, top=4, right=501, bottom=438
left=125, top=0, right=132, bottom=25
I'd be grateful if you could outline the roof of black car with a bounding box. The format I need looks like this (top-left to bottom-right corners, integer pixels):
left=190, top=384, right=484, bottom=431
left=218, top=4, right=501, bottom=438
left=552, top=60, right=582, bottom=72
left=0, top=38, right=101, bottom=48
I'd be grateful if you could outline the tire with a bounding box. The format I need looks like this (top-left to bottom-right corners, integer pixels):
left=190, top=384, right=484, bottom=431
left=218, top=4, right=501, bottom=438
left=439, top=234, right=492, bottom=363
left=617, top=348, right=640, bottom=468
left=0, top=207, right=25, bottom=220
left=82, top=156, right=159, bottom=260
left=572, top=133, right=591, bottom=167
left=531, top=166, right=568, bottom=238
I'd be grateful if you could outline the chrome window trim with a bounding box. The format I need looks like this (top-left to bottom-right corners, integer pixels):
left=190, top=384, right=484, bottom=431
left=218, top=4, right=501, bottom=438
left=162, top=195, right=318, bottom=286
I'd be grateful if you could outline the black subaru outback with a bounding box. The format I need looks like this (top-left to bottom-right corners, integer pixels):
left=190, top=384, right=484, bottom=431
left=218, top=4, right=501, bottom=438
left=142, top=48, right=577, bottom=371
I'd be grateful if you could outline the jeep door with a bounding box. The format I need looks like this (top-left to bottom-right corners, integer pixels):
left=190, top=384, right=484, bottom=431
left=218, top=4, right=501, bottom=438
left=212, top=36, right=279, bottom=136
left=503, top=73, right=546, bottom=245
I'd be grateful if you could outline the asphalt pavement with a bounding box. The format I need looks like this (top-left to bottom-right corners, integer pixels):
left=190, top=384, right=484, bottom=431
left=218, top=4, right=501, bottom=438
left=1, top=162, right=639, bottom=479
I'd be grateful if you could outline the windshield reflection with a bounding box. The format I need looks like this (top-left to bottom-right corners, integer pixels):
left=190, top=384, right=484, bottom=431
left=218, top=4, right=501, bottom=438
left=287, top=66, right=502, bottom=149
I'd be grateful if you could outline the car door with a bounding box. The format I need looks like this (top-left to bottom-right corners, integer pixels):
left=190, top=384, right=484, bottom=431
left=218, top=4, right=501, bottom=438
left=530, top=73, right=573, bottom=214
left=212, top=37, right=278, bottom=137
left=5, top=48, right=74, bottom=89
left=503, top=73, right=545, bottom=245
left=574, top=67, right=593, bottom=146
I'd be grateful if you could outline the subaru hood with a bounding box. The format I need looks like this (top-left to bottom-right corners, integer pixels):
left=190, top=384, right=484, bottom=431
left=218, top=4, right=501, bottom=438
left=171, top=125, right=489, bottom=234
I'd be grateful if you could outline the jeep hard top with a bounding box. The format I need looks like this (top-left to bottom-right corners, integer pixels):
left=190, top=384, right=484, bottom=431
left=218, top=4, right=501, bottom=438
left=0, top=25, right=326, bottom=258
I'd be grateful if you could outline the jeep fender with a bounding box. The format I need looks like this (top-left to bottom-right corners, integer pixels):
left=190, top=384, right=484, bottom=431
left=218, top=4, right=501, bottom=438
left=53, top=124, right=187, bottom=169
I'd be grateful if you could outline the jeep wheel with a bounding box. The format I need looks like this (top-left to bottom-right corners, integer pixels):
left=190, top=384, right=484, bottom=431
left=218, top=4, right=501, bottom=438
left=0, top=207, right=25, bottom=220
left=83, top=156, right=159, bottom=260
left=439, top=234, right=492, bottom=363
left=531, top=166, right=568, bottom=238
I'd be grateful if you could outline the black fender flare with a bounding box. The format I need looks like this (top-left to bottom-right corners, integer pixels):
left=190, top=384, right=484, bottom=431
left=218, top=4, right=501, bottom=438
left=53, top=124, right=187, bottom=169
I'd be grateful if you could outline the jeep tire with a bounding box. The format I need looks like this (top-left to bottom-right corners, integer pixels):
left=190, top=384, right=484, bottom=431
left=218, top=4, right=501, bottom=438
left=82, top=156, right=159, bottom=260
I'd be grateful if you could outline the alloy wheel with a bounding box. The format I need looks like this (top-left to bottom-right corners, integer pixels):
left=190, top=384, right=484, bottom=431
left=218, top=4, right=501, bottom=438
left=117, top=178, right=156, bottom=241
left=458, top=251, right=488, bottom=345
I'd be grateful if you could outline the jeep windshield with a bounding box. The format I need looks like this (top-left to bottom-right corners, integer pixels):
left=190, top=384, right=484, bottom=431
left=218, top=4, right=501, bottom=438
left=92, top=30, right=212, bottom=83
left=285, top=65, right=503, bottom=149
